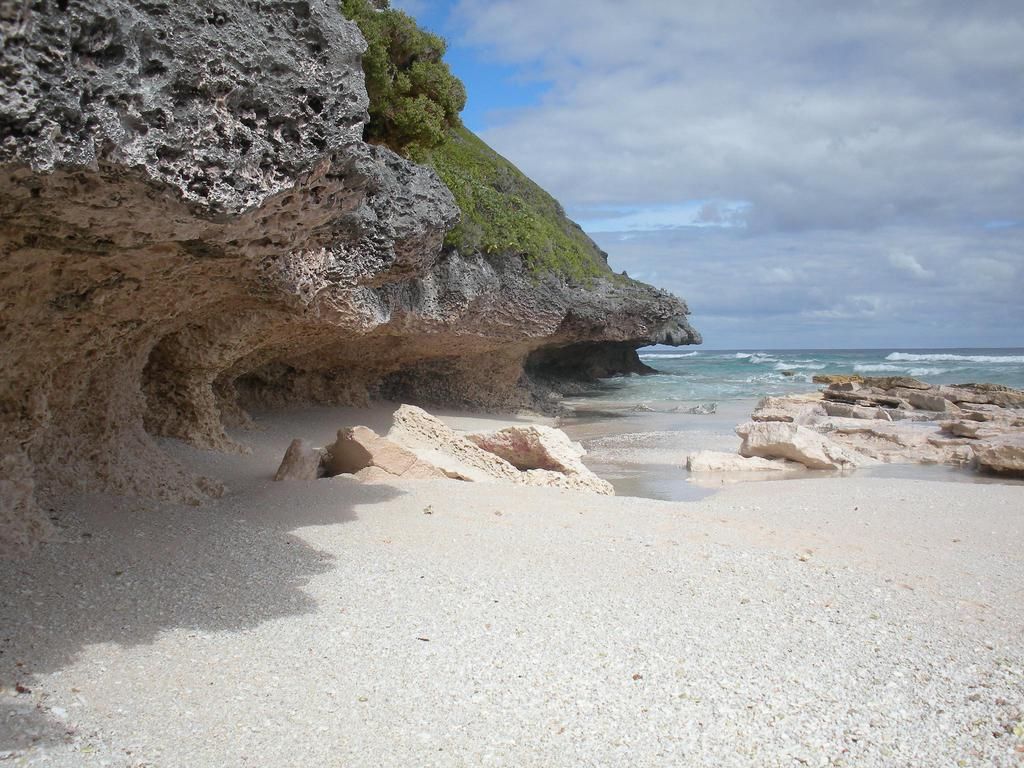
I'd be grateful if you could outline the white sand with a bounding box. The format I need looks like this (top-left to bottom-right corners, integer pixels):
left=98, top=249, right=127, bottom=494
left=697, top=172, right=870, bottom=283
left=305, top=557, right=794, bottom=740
left=1, top=404, right=1022, bottom=766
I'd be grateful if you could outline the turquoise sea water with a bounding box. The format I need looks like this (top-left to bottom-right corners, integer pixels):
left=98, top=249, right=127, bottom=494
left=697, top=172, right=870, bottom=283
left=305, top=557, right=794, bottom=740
left=561, top=347, right=1024, bottom=501
left=582, top=347, right=1024, bottom=406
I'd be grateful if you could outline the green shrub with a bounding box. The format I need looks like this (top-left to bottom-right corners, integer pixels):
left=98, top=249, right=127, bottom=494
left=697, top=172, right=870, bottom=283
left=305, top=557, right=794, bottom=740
left=341, top=0, right=465, bottom=159
left=342, top=1, right=608, bottom=281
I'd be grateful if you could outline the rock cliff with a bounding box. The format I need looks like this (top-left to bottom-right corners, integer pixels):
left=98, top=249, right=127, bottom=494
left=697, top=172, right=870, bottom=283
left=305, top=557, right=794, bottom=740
left=0, top=0, right=698, bottom=553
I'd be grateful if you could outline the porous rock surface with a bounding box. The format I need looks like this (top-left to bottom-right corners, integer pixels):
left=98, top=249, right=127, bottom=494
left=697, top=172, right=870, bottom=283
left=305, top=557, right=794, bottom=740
left=2, top=0, right=689, bottom=551
left=973, top=433, right=1024, bottom=475
left=385, top=405, right=523, bottom=484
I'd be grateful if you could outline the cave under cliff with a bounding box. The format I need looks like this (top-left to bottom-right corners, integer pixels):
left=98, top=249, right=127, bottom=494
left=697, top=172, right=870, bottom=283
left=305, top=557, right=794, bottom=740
left=0, top=0, right=699, bottom=554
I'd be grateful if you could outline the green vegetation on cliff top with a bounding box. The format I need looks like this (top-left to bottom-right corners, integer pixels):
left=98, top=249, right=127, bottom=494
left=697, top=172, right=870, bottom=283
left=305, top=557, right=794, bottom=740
left=340, top=0, right=465, bottom=159
left=427, top=127, right=606, bottom=279
left=340, top=0, right=608, bottom=281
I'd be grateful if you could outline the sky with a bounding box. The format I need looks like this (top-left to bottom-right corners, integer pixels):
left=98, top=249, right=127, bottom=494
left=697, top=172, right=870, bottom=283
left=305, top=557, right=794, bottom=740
left=391, top=0, right=1023, bottom=349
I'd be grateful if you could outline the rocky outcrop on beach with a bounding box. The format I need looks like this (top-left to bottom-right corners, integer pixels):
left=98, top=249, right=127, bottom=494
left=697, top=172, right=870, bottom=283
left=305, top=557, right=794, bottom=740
left=274, top=405, right=614, bottom=494
left=0, top=1, right=695, bottom=552
left=688, top=376, right=1024, bottom=477
left=685, top=450, right=800, bottom=473
left=736, top=421, right=875, bottom=470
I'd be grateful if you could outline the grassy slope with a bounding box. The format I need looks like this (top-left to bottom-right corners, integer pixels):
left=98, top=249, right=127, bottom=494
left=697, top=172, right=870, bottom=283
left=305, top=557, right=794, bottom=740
left=427, top=126, right=610, bottom=282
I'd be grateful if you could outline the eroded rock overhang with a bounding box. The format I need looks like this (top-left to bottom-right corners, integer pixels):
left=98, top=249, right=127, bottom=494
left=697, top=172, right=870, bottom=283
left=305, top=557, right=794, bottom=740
left=0, top=0, right=699, bottom=554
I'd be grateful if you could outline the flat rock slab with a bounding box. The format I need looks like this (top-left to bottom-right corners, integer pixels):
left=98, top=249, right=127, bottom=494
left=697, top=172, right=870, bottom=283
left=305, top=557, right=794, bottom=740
left=973, top=433, right=1024, bottom=475
left=822, top=401, right=891, bottom=421
left=938, top=385, right=1024, bottom=409
left=736, top=421, right=872, bottom=470
left=686, top=450, right=800, bottom=473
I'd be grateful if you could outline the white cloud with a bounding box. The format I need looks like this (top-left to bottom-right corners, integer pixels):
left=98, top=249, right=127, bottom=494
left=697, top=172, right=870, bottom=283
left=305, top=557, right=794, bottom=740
left=453, top=0, right=1024, bottom=233
left=448, top=0, right=1024, bottom=346
left=589, top=226, right=1023, bottom=348
left=887, top=250, right=934, bottom=280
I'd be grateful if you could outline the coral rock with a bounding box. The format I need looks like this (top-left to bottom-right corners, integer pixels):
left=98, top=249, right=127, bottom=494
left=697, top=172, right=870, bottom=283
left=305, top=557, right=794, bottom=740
left=466, top=425, right=585, bottom=473
left=325, top=426, right=447, bottom=480
left=686, top=451, right=800, bottom=473
left=812, top=374, right=864, bottom=385
left=386, top=406, right=522, bottom=484
left=0, top=0, right=691, bottom=551
left=736, top=421, right=871, bottom=470
left=274, top=439, right=326, bottom=481
left=973, top=434, right=1024, bottom=476
left=467, top=424, right=613, bottom=495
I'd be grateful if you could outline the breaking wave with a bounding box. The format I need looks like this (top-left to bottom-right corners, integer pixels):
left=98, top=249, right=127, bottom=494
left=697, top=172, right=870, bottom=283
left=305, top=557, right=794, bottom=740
left=640, top=351, right=699, bottom=359
left=734, top=353, right=777, bottom=364
left=855, top=363, right=952, bottom=376
left=774, top=362, right=826, bottom=371
left=886, top=352, right=1024, bottom=364
left=853, top=364, right=902, bottom=372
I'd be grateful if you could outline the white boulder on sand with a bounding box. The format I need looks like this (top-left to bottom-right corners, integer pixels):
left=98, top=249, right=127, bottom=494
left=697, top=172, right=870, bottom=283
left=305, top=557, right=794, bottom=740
left=325, top=426, right=450, bottom=480
left=735, top=421, right=873, bottom=470
left=973, top=433, right=1024, bottom=475
left=272, top=405, right=614, bottom=495
left=467, top=424, right=614, bottom=496
left=466, top=424, right=586, bottom=474
left=386, top=406, right=614, bottom=495
left=685, top=450, right=802, bottom=473
left=385, top=405, right=523, bottom=483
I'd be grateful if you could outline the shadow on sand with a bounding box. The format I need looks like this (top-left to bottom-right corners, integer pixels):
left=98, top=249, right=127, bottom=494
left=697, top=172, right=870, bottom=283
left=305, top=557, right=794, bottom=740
left=0, top=472, right=402, bottom=754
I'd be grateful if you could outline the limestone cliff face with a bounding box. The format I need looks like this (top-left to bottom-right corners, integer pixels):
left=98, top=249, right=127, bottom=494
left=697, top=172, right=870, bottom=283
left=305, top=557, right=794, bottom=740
left=0, top=0, right=698, bottom=553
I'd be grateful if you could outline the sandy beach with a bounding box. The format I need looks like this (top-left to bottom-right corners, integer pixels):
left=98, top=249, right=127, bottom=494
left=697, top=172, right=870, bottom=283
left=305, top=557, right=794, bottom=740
left=2, top=404, right=1022, bottom=767
left=4, top=0, right=1022, bottom=765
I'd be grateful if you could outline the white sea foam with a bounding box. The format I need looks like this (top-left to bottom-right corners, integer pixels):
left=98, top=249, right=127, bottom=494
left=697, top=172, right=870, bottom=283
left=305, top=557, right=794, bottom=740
left=854, top=362, right=953, bottom=376
left=744, top=372, right=812, bottom=384
left=853, top=364, right=902, bottom=372
left=640, top=351, right=699, bottom=359
left=774, top=362, right=826, bottom=371
left=886, top=352, right=1024, bottom=364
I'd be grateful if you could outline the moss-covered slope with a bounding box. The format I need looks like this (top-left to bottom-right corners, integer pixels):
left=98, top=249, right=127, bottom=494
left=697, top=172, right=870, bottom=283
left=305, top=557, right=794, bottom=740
left=427, top=126, right=608, bottom=280
left=341, top=0, right=608, bottom=282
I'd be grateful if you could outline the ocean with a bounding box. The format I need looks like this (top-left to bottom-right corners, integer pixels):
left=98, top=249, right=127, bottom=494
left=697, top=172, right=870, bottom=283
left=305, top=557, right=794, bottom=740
left=582, top=347, right=1024, bottom=408
left=559, top=347, right=1024, bottom=501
